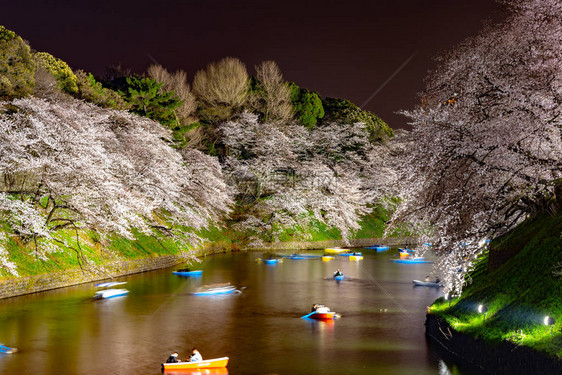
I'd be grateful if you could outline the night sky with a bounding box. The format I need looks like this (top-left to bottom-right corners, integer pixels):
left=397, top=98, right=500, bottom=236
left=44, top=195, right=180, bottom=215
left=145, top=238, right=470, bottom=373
left=2, top=0, right=506, bottom=129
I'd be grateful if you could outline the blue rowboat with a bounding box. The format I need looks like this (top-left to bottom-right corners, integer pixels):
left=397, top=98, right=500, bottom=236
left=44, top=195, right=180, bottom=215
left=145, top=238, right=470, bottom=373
left=0, top=344, right=17, bottom=354
left=399, top=248, right=415, bottom=253
left=264, top=259, right=280, bottom=264
left=289, top=254, right=321, bottom=260
left=391, top=258, right=432, bottom=264
left=94, top=289, right=129, bottom=299
left=365, top=245, right=390, bottom=252
left=191, top=285, right=238, bottom=296
left=339, top=252, right=361, bottom=256
left=173, top=269, right=203, bottom=276
left=334, top=275, right=345, bottom=281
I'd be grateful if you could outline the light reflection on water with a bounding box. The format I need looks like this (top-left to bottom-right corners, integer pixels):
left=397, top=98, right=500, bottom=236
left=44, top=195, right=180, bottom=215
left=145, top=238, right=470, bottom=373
left=0, top=250, right=476, bottom=374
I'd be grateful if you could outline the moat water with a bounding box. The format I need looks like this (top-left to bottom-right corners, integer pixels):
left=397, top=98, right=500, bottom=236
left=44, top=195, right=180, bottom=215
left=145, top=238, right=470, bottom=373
left=0, top=249, right=478, bottom=374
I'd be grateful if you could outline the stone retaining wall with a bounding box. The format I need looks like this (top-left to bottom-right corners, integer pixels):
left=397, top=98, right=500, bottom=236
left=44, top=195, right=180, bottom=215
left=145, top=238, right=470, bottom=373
left=425, top=314, right=562, bottom=374
left=0, top=254, right=192, bottom=300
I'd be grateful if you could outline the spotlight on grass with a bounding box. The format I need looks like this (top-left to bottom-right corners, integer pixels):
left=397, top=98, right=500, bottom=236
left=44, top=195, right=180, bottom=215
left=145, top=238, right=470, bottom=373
left=444, top=293, right=451, bottom=307
left=478, top=304, right=488, bottom=322
left=544, top=316, right=555, bottom=335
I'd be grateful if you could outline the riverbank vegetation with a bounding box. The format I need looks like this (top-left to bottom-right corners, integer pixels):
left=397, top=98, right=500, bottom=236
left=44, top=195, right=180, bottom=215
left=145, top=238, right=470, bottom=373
left=429, top=209, right=562, bottom=360
left=409, top=0, right=562, bottom=361
left=388, top=0, right=562, bottom=296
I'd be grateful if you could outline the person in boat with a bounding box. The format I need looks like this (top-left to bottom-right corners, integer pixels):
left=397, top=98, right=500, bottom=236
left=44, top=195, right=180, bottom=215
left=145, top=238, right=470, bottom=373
left=187, top=347, right=203, bottom=362
left=166, top=352, right=180, bottom=363
left=434, top=276, right=441, bottom=284
left=334, top=269, right=343, bottom=277
left=425, top=275, right=431, bottom=282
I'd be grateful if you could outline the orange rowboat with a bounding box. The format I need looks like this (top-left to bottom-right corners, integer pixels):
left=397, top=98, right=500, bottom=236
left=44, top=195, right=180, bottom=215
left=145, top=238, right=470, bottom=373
left=302, top=305, right=337, bottom=320
left=162, top=357, right=229, bottom=371
left=310, top=311, right=336, bottom=320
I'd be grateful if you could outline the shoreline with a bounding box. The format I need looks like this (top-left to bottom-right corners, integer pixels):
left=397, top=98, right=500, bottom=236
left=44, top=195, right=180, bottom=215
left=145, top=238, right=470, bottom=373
left=0, top=236, right=415, bottom=299
left=425, top=314, right=562, bottom=374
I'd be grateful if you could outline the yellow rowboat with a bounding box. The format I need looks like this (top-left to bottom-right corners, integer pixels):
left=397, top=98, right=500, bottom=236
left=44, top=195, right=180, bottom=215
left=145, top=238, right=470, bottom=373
left=349, top=255, right=363, bottom=261
left=324, top=248, right=350, bottom=254
left=322, top=255, right=335, bottom=261
left=162, top=357, right=229, bottom=371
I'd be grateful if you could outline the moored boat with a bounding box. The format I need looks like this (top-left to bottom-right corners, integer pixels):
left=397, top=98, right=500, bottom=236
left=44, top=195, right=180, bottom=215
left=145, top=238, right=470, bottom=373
left=321, top=255, right=335, bottom=261
left=173, top=269, right=203, bottom=276
left=412, top=280, right=443, bottom=287
left=349, top=255, right=363, bottom=261
left=162, top=357, right=229, bottom=371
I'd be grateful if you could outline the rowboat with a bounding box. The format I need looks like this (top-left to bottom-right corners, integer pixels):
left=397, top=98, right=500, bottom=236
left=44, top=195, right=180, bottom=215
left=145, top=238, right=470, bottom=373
left=339, top=252, right=361, bottom=256
left=324, top=248, right=350, bottom=254
left=399, top=248, right=415, bottom=254
left=349, top=255, right=363, bottom=261
left=263, top=258, right=280, bottom=264
left=94, top=281, right=127, bottom=288
left=303, top=305, right=336, bottom=320
left=322, top=255, right=335, bottom=262
left=94, top=288, right=129, bottom=299
left=191, top=285, right=238, bottom=296
left=289, top=254, right=321, bottom=260
left=162, top=357, right=229, bottom=371
left=413, top=280, right=443, bottom=287
left=173, top=269, right=203, bottom=276
left=0, top=344, right=17, bottom=354
left=333, top=275, right=344, bottom=281
left=94, top=281, right=129, bottom=299
left=391, top=257, right=432, bottom=264
left=364, top=245, right=390, bottom=252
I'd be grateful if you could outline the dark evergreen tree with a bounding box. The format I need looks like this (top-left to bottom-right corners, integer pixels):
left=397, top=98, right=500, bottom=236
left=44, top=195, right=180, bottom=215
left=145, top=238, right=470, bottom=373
left=118, top=76, right=182, bottom=127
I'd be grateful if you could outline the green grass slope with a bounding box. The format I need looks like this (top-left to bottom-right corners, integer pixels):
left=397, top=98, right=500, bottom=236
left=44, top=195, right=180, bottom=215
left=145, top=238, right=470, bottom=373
left=429, top=210, right=562, bottom=359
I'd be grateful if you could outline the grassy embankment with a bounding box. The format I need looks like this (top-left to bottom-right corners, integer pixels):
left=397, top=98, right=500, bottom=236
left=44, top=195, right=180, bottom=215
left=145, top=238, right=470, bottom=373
left=429, top=210, right=562, bottom=360
left=1, top=200, right=402, bottom=280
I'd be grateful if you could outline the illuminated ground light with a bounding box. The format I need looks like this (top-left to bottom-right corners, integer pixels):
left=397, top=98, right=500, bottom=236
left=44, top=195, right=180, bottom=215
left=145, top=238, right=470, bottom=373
left=478, top=304, right=488, bottom=322
left=544, top=316, right=555, bottom=335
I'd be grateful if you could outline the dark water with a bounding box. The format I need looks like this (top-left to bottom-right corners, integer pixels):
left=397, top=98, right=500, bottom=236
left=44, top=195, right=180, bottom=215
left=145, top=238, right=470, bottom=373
left=0, top=250, right=475, bottom=375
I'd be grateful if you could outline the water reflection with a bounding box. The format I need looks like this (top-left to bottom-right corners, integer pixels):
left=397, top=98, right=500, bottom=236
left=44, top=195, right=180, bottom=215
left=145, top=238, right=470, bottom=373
left=164, top=368, right=228, bottom=375
left=0, top=249, right=478, bottom=374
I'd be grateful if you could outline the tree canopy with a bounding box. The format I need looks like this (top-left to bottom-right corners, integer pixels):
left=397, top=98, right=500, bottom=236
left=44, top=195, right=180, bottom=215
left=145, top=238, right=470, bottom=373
left=390, top=0, right=562, bottom=295
left=0, top=26, right=35, bottom=99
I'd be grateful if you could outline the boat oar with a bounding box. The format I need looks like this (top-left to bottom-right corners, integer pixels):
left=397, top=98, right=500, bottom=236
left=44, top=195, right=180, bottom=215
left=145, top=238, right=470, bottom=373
left=301, top=311, right=316, bottom=319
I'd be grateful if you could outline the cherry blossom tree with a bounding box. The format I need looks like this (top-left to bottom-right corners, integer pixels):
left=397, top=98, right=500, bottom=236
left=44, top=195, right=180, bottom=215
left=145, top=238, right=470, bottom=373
left=391, top=0, right=562, bottom=295
left=219, top=112, right=396, bottom=245
left=0, top=96, right=233, bottom=273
